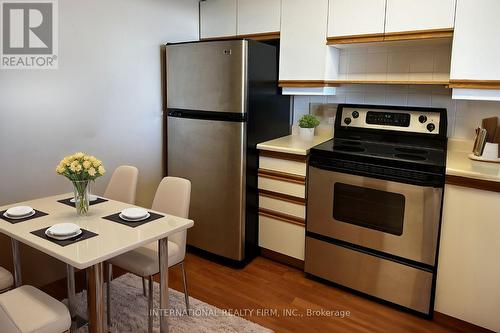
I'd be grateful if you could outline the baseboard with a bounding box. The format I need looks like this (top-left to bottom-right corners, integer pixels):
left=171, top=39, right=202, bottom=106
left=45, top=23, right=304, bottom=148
left=259, top=248, right=304, bottom=270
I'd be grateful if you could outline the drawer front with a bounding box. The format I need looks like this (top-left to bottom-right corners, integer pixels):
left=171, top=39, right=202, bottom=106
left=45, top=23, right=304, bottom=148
left=305, top=237, right=433, bottom=314
left=259, top=194, right=306, bottom=220
left=258, top=174, right=306, bottom=199
left=259, top=214, right=305, bottom=260
left=259, top=156, right=307, bottom=176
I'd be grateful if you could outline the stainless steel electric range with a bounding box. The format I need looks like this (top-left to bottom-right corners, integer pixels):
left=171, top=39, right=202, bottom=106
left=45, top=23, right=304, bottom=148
left=305, top=104, right=447, bottom=317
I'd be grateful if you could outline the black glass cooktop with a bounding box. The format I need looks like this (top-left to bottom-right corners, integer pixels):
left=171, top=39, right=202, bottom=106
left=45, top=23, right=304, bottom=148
left=310, top=138, right=447, bottom=184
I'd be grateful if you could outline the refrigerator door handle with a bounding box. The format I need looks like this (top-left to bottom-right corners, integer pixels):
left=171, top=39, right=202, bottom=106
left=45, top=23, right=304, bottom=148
left=167, top=108, right=247, bottom=122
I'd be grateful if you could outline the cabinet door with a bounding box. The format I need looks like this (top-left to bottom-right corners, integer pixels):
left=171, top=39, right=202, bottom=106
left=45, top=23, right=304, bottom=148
left=435, top=185, right=500, bottom=332
left=450, top=0, right=500, bottom=81
left=237, top=0, right=281, bottom=36
left=327, top=0, right=386, bottom=38
left=200, top=0, right=237, bottom=39
left=279, top=0, right=329, bottom=81
left=385, top=0, right=456, bottom=33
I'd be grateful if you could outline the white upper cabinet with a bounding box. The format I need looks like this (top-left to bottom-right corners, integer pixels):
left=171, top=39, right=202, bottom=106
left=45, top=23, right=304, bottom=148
left=385, top=0, right=456, bottom=33
left=279, top=0, right=329, bottom=81
left=237, top=0, right=281, bottom=36
left=327, top=0, right=386, bottom=38
left=450, top=0, right=500, bottom=100
left=200, top=0, right=237, bottom=39
left=451, top=0, right=500, bottom=81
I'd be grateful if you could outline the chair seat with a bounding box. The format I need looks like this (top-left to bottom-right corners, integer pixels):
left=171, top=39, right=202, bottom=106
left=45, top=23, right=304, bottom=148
left=0, top=285, right=71, bottom=333
left=0, top=267, right=13, bottom=291
left=109, top=241, right=182, bottom=277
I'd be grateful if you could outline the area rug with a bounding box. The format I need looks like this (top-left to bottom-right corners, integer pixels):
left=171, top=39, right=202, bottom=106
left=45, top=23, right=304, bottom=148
left=68, top=273, right=273, bottom=333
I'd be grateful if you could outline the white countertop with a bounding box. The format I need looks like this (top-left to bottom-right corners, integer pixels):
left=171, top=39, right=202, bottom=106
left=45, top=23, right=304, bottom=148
left=447, top=139, right=500, bottom=182
left=0, top=194, right=194, bottom=269
left=257, top=134, right=333, bottom=155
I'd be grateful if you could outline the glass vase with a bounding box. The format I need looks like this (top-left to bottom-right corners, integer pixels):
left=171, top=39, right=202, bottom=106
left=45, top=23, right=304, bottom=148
left=72, top=180, right=90, bottom=216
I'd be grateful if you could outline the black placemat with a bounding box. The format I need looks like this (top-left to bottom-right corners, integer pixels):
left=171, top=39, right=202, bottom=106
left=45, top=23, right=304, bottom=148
left=102, top=212, right=164, bottom=228
left=57, top=197, right=108, bottom=208
left=31, top=227, right=98, bottom=247
left=0, top=210, right=48, bottom=224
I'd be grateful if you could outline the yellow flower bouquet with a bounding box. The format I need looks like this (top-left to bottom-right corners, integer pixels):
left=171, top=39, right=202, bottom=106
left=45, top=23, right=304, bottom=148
left=56, top=153, right=106, bottom=215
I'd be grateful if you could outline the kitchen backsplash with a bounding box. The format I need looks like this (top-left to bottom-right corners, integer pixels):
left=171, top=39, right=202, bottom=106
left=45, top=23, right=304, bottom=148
left=292, top=85, right=500, bottom=140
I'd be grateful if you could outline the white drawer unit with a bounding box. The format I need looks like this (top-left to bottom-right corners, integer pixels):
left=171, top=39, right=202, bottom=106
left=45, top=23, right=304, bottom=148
left=258, top=214, right=305, bottom=260
left=258, top=174, right=306, bottom=199
left=259, top=194, right=306, bottom=220
left=259, top=156, right=307, bottom=177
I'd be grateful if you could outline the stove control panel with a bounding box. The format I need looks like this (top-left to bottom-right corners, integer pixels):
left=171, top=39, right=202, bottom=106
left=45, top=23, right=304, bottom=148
left=340, top=107, right=441, bottom=135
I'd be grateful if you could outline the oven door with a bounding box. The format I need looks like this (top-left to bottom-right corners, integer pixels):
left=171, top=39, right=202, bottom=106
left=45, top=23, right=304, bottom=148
left=307, top=166, right=443, bottom=266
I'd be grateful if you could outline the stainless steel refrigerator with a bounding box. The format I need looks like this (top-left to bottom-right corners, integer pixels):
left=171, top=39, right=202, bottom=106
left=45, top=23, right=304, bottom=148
left=166, top=40, right=290, bottom=264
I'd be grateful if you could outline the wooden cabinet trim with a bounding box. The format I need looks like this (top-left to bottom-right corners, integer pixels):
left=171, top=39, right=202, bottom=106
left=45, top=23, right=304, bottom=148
left=259, top=208, right=306, bottom=226
left=258, top=169, right=306, bottom=184
left=201, top=31, right=280, bottom=42
left=448, top=80, right=500, bottom=90
left=326, top=28, right=453, bottom=45
left=281, top=80, right=451, bottom=87
left=446, top=175, right=500, bottom=193
left=327, top=33, right=385, bottom=45
left=278, top=80, right=338, bottom=88
left=260, top=150, right=308, bottom=162
left=326, top=79, right=450, bottom=86
left=383, top=28, right=453, bottom=41
left=259, top=189, right=306, bottom=205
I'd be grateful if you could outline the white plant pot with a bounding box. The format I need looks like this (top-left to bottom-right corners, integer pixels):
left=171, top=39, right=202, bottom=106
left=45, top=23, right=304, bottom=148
left=299, top=127, right=315, bottom=140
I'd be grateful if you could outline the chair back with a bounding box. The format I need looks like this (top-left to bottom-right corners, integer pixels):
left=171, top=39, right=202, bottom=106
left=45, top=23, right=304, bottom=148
left=152, top=177, right=191, bottom=259
left=104, top=165, right=139, bottom=204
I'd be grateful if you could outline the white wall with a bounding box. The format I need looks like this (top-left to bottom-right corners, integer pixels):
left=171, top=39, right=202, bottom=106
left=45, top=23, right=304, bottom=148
left=0, top=0, right=199, bottom=207
left=293, top=86, right=500, bottom=140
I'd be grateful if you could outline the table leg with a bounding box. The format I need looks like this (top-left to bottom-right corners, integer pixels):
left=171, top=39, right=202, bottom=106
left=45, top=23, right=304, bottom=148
left=66, top=265, right=76, bottom=329
left=10, top=239, right=22, bottom=287
left=159, top=237, right=169, bottom=333
left=87, top=262, right=105, bottom=333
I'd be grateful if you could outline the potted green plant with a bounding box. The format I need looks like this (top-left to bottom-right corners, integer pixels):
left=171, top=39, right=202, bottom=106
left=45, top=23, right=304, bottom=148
left=298, top=114, right=320, bottom=140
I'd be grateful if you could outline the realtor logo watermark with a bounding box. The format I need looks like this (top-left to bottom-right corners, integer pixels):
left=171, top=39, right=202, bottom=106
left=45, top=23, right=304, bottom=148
left=0, top=0, right=58, bottom=69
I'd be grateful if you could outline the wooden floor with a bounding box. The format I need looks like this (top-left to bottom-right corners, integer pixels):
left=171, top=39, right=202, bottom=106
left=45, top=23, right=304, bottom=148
left=44, top=252, right=489, bottom=333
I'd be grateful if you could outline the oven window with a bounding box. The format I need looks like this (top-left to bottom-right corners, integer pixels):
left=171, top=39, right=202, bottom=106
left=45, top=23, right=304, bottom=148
left=333, top=183, right=405, bottom=236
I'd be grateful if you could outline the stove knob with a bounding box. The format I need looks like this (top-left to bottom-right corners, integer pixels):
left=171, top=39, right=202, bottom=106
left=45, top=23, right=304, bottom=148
left=427, top=123, right=435, bottom=132
left=352, top=111, right=359, bottom=119
left=419, top=115, right=428, bottom=123
left=344, top=117, right=352, bottom=125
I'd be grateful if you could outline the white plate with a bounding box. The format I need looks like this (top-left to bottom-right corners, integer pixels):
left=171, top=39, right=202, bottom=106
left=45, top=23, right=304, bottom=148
left=468, top=153, right=500, bottom=163
left=6, top=206, right=34, bottom=217
left=70, top=195, right=98, bottom=203
left=45, top=229, right=83, bottom=241
left=3, top=210, right=35, bottom=220
left=46, top=223, right=81, bottom=236
left=119, top=212, right=150, bottom=222
left=120, top=208, right=149, bottom=220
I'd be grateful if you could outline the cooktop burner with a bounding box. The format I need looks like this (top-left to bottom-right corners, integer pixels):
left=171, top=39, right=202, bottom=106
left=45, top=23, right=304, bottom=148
left=394, top=153, right=427, bottom=161
left=333, top=145, right=366, bottom=153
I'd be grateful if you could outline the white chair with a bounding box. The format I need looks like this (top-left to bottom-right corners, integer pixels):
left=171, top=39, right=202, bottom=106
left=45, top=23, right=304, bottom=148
left=107, top=177, right=191, bottom=333
left=104, top=165, right=139, bottom=204
left=0, top=285, right=71, bottom=333
left=0, top=266, right=13, bottom=293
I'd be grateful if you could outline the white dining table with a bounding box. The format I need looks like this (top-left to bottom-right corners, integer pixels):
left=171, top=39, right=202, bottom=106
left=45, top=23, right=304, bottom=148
left=0, top=193, right=194, bottom=333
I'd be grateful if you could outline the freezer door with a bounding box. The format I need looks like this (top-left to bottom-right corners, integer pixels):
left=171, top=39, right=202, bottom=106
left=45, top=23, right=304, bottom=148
left=167, top=116, right=246, bottom=260
left=166, top=41, right=247, bottom=113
